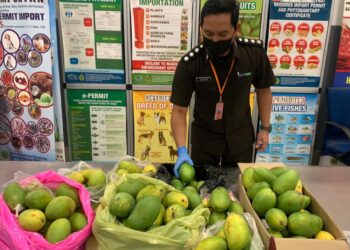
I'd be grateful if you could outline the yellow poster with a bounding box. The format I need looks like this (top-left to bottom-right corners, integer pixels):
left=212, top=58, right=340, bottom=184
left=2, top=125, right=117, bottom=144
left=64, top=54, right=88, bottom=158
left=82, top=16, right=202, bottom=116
left=133, top=91, right=188, bottom=163
left=250, top=92, right=255, bottom=115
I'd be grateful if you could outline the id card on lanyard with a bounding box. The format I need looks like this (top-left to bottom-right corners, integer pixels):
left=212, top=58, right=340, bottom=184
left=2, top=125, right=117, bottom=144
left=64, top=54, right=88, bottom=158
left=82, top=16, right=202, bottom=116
left=209, top=59, right=235, bottom=120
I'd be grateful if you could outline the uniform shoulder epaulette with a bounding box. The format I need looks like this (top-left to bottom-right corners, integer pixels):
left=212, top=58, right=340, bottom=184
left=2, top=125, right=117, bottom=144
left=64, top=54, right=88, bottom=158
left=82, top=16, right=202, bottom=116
left=236, top=37, right=264, bottom=48
left=182, top=44, right=204, bottom=62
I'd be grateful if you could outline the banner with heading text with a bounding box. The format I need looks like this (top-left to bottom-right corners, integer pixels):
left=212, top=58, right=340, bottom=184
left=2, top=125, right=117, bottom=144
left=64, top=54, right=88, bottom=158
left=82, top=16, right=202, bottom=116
left=133, top=91, right=189, bottom=163
left=67, top=89, right=127, bottom=161
left=0, top=0, right=56, bottom=161
left=131, top=0, right=193, bottom=85
left=59, top=0, right=125, bottom=84
left=256, top=93, right=318, bottom=165
left=267, top=0, right=331, bottom=87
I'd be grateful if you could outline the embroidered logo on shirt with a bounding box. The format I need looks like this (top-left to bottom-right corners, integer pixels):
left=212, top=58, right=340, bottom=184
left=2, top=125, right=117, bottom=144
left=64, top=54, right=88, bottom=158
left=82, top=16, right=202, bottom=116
left=196, top=76, right=212, bottom=82
left=237, top=72, right=252, bottom=78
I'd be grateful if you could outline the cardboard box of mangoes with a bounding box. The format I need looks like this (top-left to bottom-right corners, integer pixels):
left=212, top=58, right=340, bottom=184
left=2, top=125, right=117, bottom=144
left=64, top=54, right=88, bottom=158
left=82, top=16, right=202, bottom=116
left=237, top=163, right=349, bottom=250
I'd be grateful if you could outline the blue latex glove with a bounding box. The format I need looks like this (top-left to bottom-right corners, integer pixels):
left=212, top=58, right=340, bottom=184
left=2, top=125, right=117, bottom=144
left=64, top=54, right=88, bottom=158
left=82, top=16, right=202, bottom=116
left=174, top=146, right=193, bottom=178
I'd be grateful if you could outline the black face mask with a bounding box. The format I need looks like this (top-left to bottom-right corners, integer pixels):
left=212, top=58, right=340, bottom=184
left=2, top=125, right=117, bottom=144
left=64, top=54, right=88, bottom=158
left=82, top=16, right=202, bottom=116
left=203, top=36, right=233, bottom=56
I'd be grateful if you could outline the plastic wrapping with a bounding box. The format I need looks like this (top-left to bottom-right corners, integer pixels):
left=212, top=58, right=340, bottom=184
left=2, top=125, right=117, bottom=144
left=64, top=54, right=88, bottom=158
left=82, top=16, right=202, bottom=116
left=93, top=174, right=210, bottom=250
left=0, top=170, right=94, bottom=250
left=58, top=161, right=106, bottom=204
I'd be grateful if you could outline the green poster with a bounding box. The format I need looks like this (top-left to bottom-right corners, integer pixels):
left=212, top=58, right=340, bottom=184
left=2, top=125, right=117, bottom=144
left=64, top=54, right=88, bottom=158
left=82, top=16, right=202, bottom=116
left=67, top=89, right=127, bottom=161
left=59, top=0, right=125, bottom=84
left=200, top=0, right=263, bottom=39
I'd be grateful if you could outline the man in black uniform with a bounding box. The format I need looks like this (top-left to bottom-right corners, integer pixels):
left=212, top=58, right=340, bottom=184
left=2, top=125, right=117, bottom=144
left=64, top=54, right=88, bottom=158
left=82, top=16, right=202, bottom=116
left=170, top=0, right=275, bottom=177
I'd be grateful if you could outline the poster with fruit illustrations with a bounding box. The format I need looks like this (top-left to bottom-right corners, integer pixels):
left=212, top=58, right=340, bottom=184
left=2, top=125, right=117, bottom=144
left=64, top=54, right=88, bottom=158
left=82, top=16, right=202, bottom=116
left=199, top=0, right=263, bottom=42
left=333, top=0, right=350, bottom=87
left=130, top=0, right=193, bottom=85
left=133, top=91, right=189, bottom=163
left=267, top=0, right=332, bottom=87
left=0, top=1, right=56, bottom=161
left=256, top=93, right=318, bottom=165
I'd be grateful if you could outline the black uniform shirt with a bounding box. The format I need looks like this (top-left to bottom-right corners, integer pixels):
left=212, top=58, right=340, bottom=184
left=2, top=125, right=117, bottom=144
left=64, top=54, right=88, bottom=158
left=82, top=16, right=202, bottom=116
left=170, top=37, right=275, bottom=155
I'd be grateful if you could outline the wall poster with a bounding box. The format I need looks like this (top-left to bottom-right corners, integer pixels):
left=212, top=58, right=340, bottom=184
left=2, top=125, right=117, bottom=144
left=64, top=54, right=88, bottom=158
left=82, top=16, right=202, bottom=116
left=256, top=93, right=318, bottom=165
left=0, top=0, right=56, bottom=161
left=130, top=0, right=193, bottom=85
left=133, top=91, right=189, bottom=163
left=333, top=0, right=350, bottom=87
left=67, top=89, right=127, bottom=161
left=267, top=0, right=332, bottom=87
left=59, top=0, right=125, bottom=84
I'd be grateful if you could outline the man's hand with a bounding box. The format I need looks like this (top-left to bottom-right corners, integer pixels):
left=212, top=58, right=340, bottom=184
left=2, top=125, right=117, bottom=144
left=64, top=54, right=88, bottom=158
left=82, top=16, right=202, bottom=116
left=255, top=130, right=269, bottom=151
left=173, top=146, right=193, bottom=178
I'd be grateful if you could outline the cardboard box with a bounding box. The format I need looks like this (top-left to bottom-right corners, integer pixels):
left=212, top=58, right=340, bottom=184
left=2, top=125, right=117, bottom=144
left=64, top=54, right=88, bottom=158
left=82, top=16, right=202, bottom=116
left=237, top=163, right=349, bottom=250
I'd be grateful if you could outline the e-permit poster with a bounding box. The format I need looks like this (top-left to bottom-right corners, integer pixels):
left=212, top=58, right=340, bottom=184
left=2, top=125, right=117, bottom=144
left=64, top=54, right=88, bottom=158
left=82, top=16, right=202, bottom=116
left=67, top=89, right=127, bottom=161
left=131, top=0, right=193, bottom=85
left=256, top=93, right=318, bottom=165
left=59, top=0, right=125, bottom=84
left=267, top=0, right=331, bottom=87
left=0, top=0, right=56, bottom=161
left=133, top=91, right=189, bottom=163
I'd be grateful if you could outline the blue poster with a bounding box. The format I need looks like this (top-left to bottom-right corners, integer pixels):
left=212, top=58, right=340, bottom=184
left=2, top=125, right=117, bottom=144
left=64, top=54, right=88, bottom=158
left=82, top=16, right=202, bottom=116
left=50, top=0, right=66, bottom=161
left=267, top=0, right=332, bottom=87
left=0, top=0, right=56, bottom=161
left=256, top=93, right=318, bottom=165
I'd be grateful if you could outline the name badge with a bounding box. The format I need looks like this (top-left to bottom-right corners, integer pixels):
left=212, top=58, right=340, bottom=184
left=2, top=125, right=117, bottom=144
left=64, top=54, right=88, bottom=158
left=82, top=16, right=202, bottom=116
left=196, top=76, right=212, bottom=83
left=237, top=72, right=252, bottom=78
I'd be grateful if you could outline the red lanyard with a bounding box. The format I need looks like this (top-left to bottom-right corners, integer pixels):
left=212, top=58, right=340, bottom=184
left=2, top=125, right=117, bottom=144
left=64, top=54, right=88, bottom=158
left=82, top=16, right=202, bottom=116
left=209, top=59, right=235, bottom=102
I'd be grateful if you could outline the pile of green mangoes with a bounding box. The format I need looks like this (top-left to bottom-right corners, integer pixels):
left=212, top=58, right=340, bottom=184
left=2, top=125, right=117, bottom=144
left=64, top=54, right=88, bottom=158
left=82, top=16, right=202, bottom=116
left=115, top=159, right=158, bottom=176
left=3, top=182, right=88, bottom=243
left=194, top=186, right=251, bottom=250
left=67, top=168, right=106, bottom=188
left=108, top=163, right=200, bottom=230
left=236, top=13, right=261, bottom=39
left=242, top=166, right=335, bottom=240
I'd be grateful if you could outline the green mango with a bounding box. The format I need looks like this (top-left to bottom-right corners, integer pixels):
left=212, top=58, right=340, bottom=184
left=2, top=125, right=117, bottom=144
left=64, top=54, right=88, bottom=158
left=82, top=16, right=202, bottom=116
left=45, top=196, right=76, bottom=220
left=124, top=195, right=161, bottom=230
left=45, top=218, right=71, bottom=244
left=272, top=169, right=300, bottom=195
left=3, top=182, right=26, bottom=211
left=209, top=187, right=230, bottom=213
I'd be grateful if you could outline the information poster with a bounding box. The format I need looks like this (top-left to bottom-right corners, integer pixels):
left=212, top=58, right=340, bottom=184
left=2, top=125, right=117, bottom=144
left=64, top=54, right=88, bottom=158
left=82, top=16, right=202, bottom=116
left=256, top=93, right=318, bottom=165
left=333, top=0, right=350, bottom=87
left=236, top=0, right=263, bottom=39
left=131, top=0, right=193, bottom=85
left=50, top=0, right=66, bottom=161
left=133, top=91, right=188, bottom=163
left=267, top=0, right=331, bottom=87
left=59, top=0, right=124, bottom=84
left=67, top=89, right=127, bottom=161
left=0, top=1, right=56, bottom=161
left=200, top=0, right=263, bottom=41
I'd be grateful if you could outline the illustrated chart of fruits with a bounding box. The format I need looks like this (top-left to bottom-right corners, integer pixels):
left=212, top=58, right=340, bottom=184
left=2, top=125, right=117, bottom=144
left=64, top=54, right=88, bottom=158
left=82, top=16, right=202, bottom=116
left=67, top=89, right=127, bottom=161
left=235, top=0, right=264, bottom=39
left=130, top=0, right=193, bottom=85
left=256, top=93, right=318, bottom=165
left=267, top=0, right=332, bottom=87
left=333, top=0, right=350, bottom=87
left=0, top=1, right=56, bottom=161
left=132, top=91, right=189, bottom=163
left=59, top=0, right=125, bottom=84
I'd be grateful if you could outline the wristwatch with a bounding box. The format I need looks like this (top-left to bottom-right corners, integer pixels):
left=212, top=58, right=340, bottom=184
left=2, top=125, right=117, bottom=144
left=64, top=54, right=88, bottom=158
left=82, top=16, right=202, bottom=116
left=260, top=124, right=272, bottom=133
